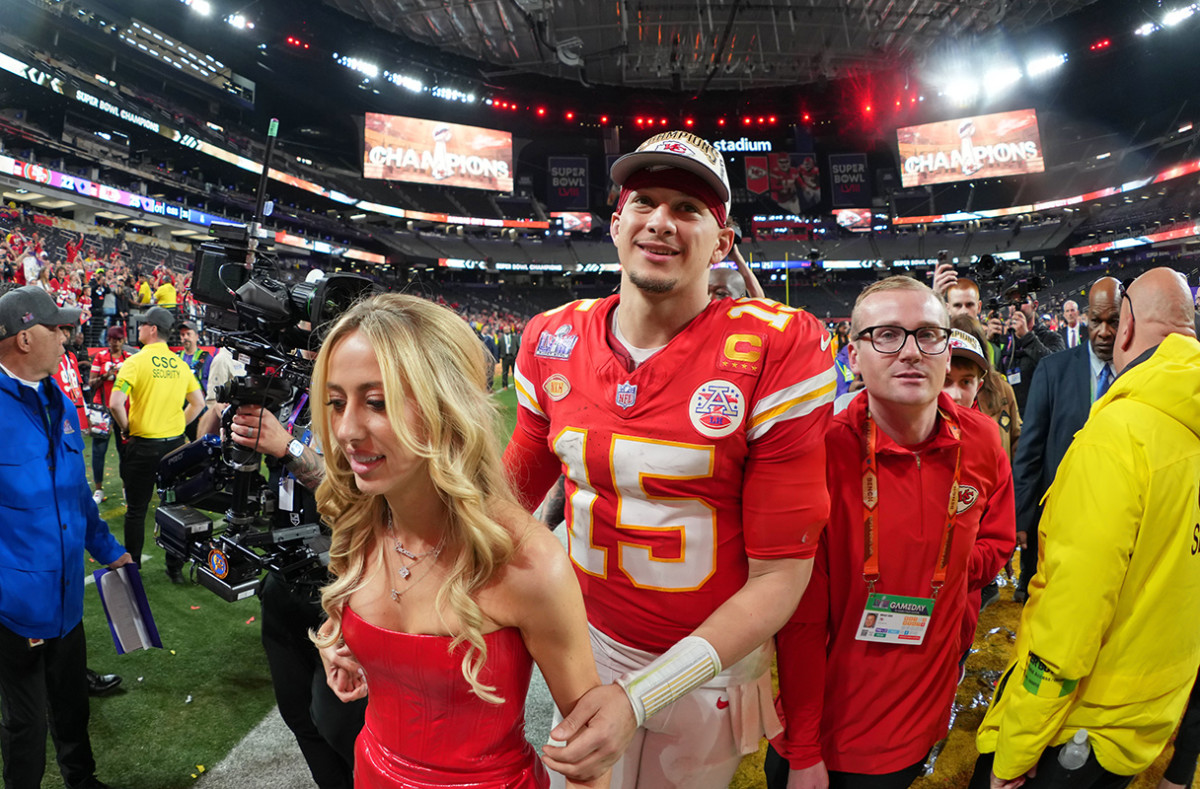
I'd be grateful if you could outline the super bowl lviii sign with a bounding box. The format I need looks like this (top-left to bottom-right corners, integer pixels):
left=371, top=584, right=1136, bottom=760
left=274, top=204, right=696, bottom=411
left=897, top=109, right=1045, bottom=188
left=363, top=113, right=513, bottom=192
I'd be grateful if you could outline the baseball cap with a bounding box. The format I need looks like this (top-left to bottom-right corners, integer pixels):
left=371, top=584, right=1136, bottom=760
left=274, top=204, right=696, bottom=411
left=948, top=329, right=988, bottom=371
left=610, top=131, right=731, bottom=218
left=0, top=286, right=83, bottom=340
left=178, top=320, right=197, bottom=332
left=144, top=306, right=175, bottom=333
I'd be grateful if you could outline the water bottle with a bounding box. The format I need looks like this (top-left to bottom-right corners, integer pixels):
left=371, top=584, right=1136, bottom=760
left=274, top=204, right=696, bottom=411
left=1057, top=729, right=1090, bottom=770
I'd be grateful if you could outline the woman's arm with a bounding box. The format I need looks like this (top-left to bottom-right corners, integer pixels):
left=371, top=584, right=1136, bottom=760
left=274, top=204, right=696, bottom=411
left=506, top=521, right=611, bottom=788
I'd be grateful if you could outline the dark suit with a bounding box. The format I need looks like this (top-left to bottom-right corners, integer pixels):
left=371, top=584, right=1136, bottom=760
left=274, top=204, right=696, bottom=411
left=1057, top=322, right=1088, bottom=350
left=498, top=331, right=520, bottom=388
left=1011, top=343, right=1094, bottom=598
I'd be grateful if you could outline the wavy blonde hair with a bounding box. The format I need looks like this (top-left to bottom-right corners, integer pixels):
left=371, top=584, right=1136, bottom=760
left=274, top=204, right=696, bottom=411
left=310, top=293, right=517, bottom=703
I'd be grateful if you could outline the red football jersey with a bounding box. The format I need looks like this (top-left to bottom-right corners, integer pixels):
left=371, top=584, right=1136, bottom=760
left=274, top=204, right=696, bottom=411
left=509, top=295, right=836, bottom=652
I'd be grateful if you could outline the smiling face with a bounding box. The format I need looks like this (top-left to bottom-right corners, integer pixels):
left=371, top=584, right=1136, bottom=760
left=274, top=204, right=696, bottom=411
left=611, top=184, right=733, bottom=298
left=325, top=330, right=425, bottom=498
left=849, top=289, right=951, bottom=410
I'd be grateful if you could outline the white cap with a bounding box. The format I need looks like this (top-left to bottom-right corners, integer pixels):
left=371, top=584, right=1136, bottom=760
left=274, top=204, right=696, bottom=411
left=948, top=329, right=988, bottom=371
left=610, top=131, right=731, bottom=217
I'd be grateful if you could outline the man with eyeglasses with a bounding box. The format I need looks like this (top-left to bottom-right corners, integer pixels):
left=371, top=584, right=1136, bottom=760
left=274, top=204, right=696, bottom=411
left=768, top=275, right=1014, bottom=789
left=973, top=269, right=1200, bottom=789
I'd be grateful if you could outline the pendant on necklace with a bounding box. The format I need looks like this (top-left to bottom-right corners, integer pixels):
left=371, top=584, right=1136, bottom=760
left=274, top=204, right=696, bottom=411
left=395, top=544, right=417, bottom=559
left=398, top=566, right=411, bottom=580
left=390, top=588, right=400, bottom=601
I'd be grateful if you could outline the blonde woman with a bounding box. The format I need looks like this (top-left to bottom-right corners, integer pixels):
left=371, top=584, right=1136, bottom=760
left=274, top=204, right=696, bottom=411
left=311, top=294, right=607, bottom=789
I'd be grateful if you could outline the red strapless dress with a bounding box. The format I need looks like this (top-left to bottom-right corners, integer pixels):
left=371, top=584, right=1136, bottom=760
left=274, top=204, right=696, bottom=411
left=342, top=606, right=548, bottom=789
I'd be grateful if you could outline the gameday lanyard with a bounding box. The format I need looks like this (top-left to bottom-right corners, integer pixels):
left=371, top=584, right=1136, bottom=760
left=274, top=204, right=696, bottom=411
left=860, top=406, right=962, bottom=599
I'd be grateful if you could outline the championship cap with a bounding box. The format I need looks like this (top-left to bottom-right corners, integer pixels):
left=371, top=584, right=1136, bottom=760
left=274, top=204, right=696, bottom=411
left=610, top=131, right=731, bottom=218
left=0, top=286, right=83, bottom=340
left=948, top=329, right=988, bottom=371
left=144, top=306, right=175, bottom=333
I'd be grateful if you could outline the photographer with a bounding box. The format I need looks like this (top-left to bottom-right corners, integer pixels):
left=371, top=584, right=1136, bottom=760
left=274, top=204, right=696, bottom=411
left=988, top=295, right=1060, bottom=412
left=224, top=396, right=365, bottom=789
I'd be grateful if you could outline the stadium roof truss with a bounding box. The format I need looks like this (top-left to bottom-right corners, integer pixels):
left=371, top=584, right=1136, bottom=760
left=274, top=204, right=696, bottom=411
left=323, top=0, right=1100, bottom=90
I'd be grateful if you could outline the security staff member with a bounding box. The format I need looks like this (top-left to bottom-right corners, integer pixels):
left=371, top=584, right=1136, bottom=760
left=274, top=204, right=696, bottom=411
left=109, top=306, right=204, bottom=583
left=973, top=268, right=1200, bottom=789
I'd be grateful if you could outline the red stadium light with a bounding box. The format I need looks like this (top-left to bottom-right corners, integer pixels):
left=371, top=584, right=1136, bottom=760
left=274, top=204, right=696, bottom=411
left=717, top=118, right=726, bottom=126
left=743, top=116, right=752, bottom=125
left=565, top=111, right=575, bottom=120
left=768, top=116, right=776, bottom=124
left=864, top=103, right=873, bottom=113
left=600, top=115, right=609, bottom=124
left=802, top=112, right=811, bottom=122
left=286, top=36, right=310, bottom=49
left=635, top=116, right=644, bottom=125
left=660, top=118, right=668, bottom=126
left=536, top=107, right=546, bottom=116
left=757, top=116, right=765, bottom=124
left=1090, top=38, right=1111, bottom=50
left=684, top=118, right=694, bottom=127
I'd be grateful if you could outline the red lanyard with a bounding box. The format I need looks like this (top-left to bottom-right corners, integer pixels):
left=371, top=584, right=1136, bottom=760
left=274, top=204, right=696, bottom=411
left=860, top=406, right=962, bottom=598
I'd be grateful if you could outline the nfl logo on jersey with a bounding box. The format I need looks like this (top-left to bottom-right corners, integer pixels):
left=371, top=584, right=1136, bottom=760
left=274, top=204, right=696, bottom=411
left=535, top=325, right=580, bottom=360
left=615, top=381, right=638, bottom=409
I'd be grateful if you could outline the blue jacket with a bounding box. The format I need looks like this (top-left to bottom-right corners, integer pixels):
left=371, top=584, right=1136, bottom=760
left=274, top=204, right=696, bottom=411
left=0, top=368, right=125, bottom=639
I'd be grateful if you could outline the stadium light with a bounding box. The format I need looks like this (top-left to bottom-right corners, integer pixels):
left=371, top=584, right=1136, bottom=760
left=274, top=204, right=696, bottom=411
left=1135, top=22, right=1159, bottom=36
left=1163, top=4, right=1198, bottom=26
left=984, top=65, right=1022, bottom=95
left=185, top=0, right=212, bottom=15
left=1026, top=53, right=1067, bottom=76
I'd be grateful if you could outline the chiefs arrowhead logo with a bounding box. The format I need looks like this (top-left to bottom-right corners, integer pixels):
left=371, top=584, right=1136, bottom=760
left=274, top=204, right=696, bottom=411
left=956, top=484, right=980, bottom=514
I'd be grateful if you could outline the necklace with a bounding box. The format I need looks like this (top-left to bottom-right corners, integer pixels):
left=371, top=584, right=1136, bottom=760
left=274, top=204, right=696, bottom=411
left=385, top=511, right=446, bottom=602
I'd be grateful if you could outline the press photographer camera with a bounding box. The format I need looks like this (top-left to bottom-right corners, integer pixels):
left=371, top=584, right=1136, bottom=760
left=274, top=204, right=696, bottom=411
left=153, top=225, right=375, bottom=601
left=972, top=254, right=1049, bottom=313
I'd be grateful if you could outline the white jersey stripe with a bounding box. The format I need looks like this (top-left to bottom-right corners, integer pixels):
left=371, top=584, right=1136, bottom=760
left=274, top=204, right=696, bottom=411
left=746, top=368, right=837, bottom=441
left=513, top=362, right=545, bottom=418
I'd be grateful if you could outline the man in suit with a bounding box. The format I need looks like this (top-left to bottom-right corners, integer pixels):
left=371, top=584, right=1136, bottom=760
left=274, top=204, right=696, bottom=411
left=498, top=323, right=521, bottom=389
left=1011, top=278, right=1119, bottom=602
left=1057, top=300, right=1087, bottom=349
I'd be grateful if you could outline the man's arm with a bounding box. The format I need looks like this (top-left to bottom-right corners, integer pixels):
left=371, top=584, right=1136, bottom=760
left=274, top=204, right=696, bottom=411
left=1011, top=361, right=1054, bottom=545
left=182, top=388, right=204, bottom=426
left=968, top=440, right=1017, bottom=589
left=108, top=388, right=129, bottom=434
left=775, top=606, right=831, bottom=789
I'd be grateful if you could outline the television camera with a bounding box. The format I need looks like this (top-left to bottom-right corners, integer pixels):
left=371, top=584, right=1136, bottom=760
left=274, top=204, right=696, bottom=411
left=154, top=119, right=377, bottom=601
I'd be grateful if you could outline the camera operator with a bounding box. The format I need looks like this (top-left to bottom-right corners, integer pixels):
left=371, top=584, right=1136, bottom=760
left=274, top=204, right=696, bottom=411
left=224, top=396, right=366, bottom=789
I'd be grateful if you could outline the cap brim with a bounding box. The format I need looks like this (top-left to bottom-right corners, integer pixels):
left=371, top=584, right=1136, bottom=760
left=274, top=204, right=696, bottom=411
left=52, top=306, right=83, bottom=327
left=951, top=347, right=989, bottom=370
left=610, top=151, right=731, bottom=204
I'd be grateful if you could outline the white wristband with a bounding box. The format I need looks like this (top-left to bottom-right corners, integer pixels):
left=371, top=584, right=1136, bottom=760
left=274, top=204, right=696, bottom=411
left=616, top=636, right=722, bottom=726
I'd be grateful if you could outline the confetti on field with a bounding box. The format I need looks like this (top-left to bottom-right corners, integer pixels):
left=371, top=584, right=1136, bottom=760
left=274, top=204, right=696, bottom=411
left=245, top=616, right=256, bottom=625
left=170, top=649, right=177, bottom=655
left=190, top=605, right=200, bottom=610
left=185, top=695, right=193, bottom=704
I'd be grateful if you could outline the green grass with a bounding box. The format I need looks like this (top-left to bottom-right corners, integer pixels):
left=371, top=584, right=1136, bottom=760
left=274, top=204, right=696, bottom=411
left=1, top=387, right=521, bottom=788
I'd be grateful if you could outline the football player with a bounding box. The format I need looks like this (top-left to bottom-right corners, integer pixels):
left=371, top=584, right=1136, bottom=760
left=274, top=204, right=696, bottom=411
left=503, top=131, right=837, bottom=788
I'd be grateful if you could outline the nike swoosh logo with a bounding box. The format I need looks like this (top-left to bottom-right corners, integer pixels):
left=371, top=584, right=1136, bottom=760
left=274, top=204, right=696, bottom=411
left=821, top=333, right=832, bottom=352
left=716, top=697, right=729, bottom=710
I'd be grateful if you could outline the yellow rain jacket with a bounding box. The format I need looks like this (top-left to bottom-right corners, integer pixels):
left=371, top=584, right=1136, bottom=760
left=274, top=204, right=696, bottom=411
left=977, top=332, right=1200, bottom=779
